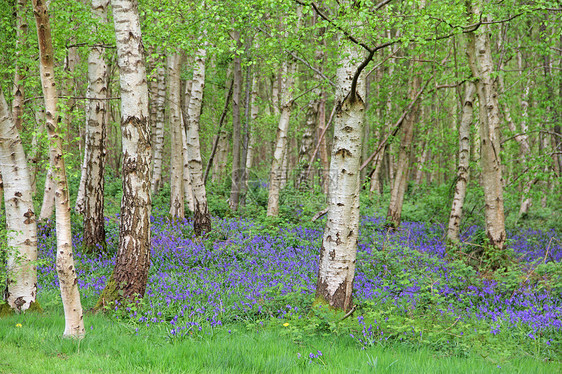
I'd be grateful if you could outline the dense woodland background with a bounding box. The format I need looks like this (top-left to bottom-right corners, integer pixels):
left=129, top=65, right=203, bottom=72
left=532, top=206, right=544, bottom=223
left=0, top=0, right=560, bottom=224
left=0, top=0, right=561, bottom=348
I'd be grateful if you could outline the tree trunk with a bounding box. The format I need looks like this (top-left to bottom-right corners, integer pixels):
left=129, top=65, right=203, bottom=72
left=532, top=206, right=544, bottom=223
left=369, top=137, right=384, bottom=197
left=32, top=0, right=84, bottom=338
left=267, top=57, right=296, bottom=216
left=28, top=108, right=44, bottom=194
left=168, top=52, right=184, bottom=219
left=76, top=0, right=109, bottom=254
left=148, top=56, right=158, bottom=154
left=0, top=88, right=38, bottom=313
left=315, top=37, right=366, bottom=312
left=40, top=34, right=78, bottom=222
left=499, top=62, right=533, bottom=217
left=315, top=29, right=330, bottom=194
left=447, top=82, right=476, bottom=243
left=386, top=73, right=421, bottom=228
left=229, top=30, right=243, bottom=211
left=213, top=131, right=228, bottom=183
left=557, top=34, right=562, bottom=174
left=185, top=47, right=211, bottom=236
left=542, top=32, right=562, bottom=179
left=466, top=3, right=506, bottom=249
left=39, top=167, right=55, bottom=221
left=317, top=92, right=330, bottom=194
left=181, top=117, right=194, bottom=212
left=368, top=68, right=384, bottom=197
left=181, top=79, right=195, bottom=212
left=297, top=97, right=319, bottom=188
left=151, top=57, right=166, bottom=195
left=12, top=0, right=28, bottom=132
left=413, top=143, right=430, bottom=185
left=242, top=73, right=259, bottom=193
left=97, top=0, right=152, bottom=307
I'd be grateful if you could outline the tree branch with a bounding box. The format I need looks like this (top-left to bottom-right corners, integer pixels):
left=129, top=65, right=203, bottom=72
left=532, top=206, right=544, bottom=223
left=304, top=103, right=338, bottom=180
left=360, top=74, right=433, bottom=171
left=203, top=79, right=234, bottom=185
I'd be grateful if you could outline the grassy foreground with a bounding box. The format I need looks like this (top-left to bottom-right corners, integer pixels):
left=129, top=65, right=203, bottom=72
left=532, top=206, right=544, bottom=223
left=1, top=307, right=560, bottom=374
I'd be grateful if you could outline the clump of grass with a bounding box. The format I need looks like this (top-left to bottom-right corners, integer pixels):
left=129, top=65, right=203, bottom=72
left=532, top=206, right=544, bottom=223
left=1, top=306, right=560, bottom=373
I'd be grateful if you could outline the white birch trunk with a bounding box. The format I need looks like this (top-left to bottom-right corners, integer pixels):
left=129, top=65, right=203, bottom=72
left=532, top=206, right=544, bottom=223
left=97, top=0, right=152, bottom=306
left=466, top=3, right=506, bottom=249
left=181, top=79, right=194, bottom=212
left=168, top=52, right=184, bottom=219
left=77, top=0, right=109, bottom=253
left=32, top=0, right=84, bottom=338
left=498, top=74, right=532, bottom=216
left=12, top=0, right=28, bottom=132
left=245, top=74, right=259, bottom=185
left=151, top=60, right=166, bottom=195
left=185, top=47, right=211, bottom=236
left=181, top=116, right=194, bottom=212
left=39, top=167, right=55, bottom=221
left=315, top=38, right=366, bottom=312
left=229, top=31, right=243, bottom=211
left=267, top=57, right=296, bottom=216
left=0, top=88, right=38, bottom=312
left=297, top=97, right=319, bottom=187
left=447, top=82, right=476, bottom=243
left=28, top=108, right=44, bottom=194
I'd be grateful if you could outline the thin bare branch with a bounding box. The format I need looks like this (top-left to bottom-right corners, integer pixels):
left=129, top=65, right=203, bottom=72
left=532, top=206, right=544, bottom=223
left=360, top=74, right=433, bottom=171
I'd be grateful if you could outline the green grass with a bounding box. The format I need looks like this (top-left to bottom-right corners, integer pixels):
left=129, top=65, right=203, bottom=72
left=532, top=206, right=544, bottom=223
left=1, top=307, right=560, bottom=374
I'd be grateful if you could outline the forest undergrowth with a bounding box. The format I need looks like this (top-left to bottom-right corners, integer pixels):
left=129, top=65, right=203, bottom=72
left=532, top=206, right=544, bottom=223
left=1, top=182, right=561, bottom=373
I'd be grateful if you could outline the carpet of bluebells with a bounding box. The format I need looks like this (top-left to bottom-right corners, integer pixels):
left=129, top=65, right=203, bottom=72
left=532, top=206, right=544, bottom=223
left=36, top=213, right=562, bottom=356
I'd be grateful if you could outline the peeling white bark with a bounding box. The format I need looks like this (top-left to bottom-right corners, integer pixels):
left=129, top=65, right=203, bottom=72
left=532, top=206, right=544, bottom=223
left=76, top=0, right=109, bottom=253
left=467, top=2, right=506, bottom=249
left=315, top=37, right=366, bottom=312
left=266, top=56, right=296, bottom=216
left=151, top=58, right=166, bottom=195
left=168, top=52, right=184, bottom=219
left=33, top=0, right=84, bottom=338
left=447, top=82, right=476, bottom=243
left=12, top=0, right=28, bottom=132
left=185, top=47, right=211, bottom=235
left=0, top=88, right=37, bottom=312
left=100, top=0, right=152, bottom=305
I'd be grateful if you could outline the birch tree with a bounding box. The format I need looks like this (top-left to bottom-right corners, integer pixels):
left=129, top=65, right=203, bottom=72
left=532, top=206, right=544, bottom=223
left=315, top=23, right=366, bottom=311
left=76, top=0, right=110, bottom=254
left=229, top=30, right=243, bottom=211
left=168, top=52, right=185, bottom=219
left=184, top=46, right=211, bottom=236
left=0, top=88, right=38, bottom=313
left=97, top=0, right=152, bottom=306
left=151, top=58, right=166, bottom=195
left=447, top=82, right=475, bottom=243
left=386, top=72, right=422, bottom=228
left=267, top=56, right=297, bottom=216
left=181, top=80, right=195, bottom=212
left=466, top=1, right=507, bottom=249
left=32, top=0, right=84, bottom=338
left=12, top=0, right=28, bottom=132
left=267, top=10, right=301, bottom=216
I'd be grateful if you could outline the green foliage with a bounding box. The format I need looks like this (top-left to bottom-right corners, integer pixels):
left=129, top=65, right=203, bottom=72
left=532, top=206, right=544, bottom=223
left=3, top=305, right=559, bottom=373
